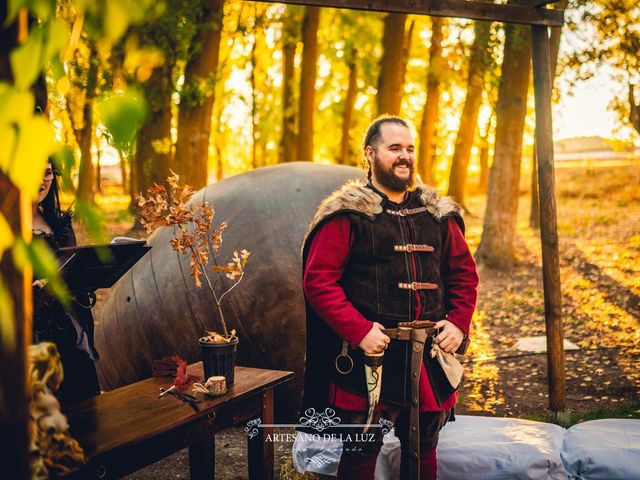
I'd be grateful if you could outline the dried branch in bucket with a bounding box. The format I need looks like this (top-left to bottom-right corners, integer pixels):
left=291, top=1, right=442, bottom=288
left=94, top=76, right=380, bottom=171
left=201, top=329, right=237, bottom=344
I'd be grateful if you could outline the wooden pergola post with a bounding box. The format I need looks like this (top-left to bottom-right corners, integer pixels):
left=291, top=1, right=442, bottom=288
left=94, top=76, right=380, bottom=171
left=531, top=23, right=567, bottom=420
left=0, top=8, right=36, bottom=479
left=252, top=0, right=567, bottom=417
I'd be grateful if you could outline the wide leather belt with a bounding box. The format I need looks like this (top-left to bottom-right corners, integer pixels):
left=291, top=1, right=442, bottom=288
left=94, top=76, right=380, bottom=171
left=382, top=321, right=438, bottom=480
left=398, top=282, right=438, bottom=290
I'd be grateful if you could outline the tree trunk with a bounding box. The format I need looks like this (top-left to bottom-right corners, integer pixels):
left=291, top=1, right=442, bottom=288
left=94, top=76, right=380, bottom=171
left=478, top=133, right=490, bottom=193
left=530, top=0, right=567, bottom=228
left=250, top=15, right=261, bottom=170
left=376, top=13, right=407, bottom=115
left=339, top=54, right=358, bottom=165
left=297, top=6, right=320, bottom=163
left=530, top=143, right=540, bottom=228
left=0, top=7, right=30, bottom=478
left=136, top=63, right=173, bottom=194
left=119, top=150, right=128, bottom=194
left=174, top=0, right=223, bottom=189
left=417, top=17, right=445, bottom=185
left=128, top=151, right=138, bottom=211
left=396, top=20, right=414, bottom=113
left=475, top=22, right=531, bottom=269
left=76, top=49, right=98, bottom=203
left=95, top=145, right=102, bottom=193
left=447, top=20, right=491, bottom=205
left=280, top=8, right=298, bottom=163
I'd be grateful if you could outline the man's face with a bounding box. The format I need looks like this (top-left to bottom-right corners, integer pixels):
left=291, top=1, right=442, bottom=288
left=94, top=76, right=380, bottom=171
left=366, top=123, right=416, bottom=193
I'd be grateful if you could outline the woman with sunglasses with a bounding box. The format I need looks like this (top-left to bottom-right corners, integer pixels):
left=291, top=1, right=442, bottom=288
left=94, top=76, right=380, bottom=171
left=32, top=159, right=100, bottom=405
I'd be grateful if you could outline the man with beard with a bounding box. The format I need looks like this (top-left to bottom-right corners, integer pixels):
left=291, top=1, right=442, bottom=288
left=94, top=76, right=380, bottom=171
left=301, top=116, right=478, bottom=479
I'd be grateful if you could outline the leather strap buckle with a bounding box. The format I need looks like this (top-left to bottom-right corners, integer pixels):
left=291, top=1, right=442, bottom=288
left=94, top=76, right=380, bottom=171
left=398, top=282, right=438, bottom=291
left=386, top=207, right=428, bottom=217
left=394, top=244, right=435, bottom=253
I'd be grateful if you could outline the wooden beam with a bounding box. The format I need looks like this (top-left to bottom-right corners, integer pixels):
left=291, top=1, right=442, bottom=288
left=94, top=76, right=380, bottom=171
left=514, top=0, right=559, bottom=7
left=251, top=0, right=565, bottom=27
left=530, top=25, right=567, bottom=418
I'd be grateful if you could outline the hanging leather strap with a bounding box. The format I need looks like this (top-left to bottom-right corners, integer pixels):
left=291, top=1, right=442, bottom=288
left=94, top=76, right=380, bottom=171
left=381, top=326, right=431, bottom=480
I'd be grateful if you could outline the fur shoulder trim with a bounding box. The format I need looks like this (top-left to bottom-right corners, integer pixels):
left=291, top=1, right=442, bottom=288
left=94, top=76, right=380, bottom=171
left=416, top=184, right=461, bottom=219
left=304, top=181, right=382, bottom=241
left=303, top=182, right=462, bottom=252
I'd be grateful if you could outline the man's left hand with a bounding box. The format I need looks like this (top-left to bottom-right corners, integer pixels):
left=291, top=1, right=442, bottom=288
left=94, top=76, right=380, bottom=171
left=434, top=320, right=465, bottom=353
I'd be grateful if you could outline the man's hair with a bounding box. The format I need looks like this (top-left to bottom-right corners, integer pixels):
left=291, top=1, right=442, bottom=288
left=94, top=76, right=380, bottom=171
left=362, top=115, right=409, bottom=181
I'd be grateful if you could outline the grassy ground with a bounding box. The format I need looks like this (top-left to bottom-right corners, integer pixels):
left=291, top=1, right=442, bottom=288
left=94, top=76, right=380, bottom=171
left=459, top=160, right=639, bottom=422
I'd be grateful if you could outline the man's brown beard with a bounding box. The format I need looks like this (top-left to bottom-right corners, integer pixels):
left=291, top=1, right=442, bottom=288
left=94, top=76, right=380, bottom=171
left=372, top=155, right=415, bottom=193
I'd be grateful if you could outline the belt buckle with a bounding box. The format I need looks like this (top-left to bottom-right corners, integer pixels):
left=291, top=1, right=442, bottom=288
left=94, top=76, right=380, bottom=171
left=406, top=244, right=414, bottom=253
left=410, top=282, right=418, bottom=290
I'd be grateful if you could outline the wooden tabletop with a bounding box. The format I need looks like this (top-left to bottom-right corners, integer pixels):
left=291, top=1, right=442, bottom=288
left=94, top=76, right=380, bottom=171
left=63, top=364, right=294, bottom=459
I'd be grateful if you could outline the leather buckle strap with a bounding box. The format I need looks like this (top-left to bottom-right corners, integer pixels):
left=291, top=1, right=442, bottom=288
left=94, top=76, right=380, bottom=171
left=386, top=207, right=427, bottom=216
left=394, top=244, right=435, bottom=253
left=398, top=282, right=438, bottom=291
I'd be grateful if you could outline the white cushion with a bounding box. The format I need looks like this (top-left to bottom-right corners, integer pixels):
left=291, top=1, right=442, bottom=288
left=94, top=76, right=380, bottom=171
left=561, top=419, right=640, bottom=480
left=437, top=415, right=568, bottom=479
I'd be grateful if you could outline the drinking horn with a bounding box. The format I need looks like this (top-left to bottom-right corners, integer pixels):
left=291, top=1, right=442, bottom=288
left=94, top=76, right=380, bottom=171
left=95, top=162, right=365, bottom=420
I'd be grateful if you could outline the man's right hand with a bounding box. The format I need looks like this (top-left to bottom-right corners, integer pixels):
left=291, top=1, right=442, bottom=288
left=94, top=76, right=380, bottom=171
left=358, top=322, right=391, bottom=355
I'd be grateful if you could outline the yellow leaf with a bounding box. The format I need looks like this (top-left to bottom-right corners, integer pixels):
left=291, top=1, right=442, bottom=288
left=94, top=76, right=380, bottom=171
left=0, top=278, right=15, bottom=352
left=10, top=33, right=42, bottom=90
left=103, top=1, right=129, bottom=44
left=0, top=125, right=17, bottom=172
left=0, top=84, right=34, bottom=126
left=0, top=213, right=14, bottom=259
left=9, top=116, right=58, bottom=198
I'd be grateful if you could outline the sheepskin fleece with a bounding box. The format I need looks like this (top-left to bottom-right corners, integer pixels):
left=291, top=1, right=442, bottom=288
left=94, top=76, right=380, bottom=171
left=303, top=181, right=461, bottom=247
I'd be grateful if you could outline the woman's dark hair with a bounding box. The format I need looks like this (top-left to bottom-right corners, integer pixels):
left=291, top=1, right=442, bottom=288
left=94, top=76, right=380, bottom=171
left=362, top=115, right=409, bottom=181
left=39, top=158, right=72, bottom=243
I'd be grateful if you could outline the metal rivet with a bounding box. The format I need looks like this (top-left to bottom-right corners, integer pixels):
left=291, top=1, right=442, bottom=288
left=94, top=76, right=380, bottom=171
left=372, top=204, right=383, bottom=214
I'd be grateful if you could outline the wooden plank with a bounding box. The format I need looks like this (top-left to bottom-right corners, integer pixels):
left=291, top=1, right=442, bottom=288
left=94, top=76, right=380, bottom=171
left=64, top=365, right=293, bottom=458
left=188, top=434, right=215, bottom=480
left=530, top=25, right=567, bottom=417
left=514, top=0, right=559, bottom=7
left=248, top=389, right=275, bottom=480
left=250, top=0, right=565, bottom=27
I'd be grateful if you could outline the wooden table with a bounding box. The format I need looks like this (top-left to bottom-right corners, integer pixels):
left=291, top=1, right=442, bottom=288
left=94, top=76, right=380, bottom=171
left=61, top=364, right=293, bottom=479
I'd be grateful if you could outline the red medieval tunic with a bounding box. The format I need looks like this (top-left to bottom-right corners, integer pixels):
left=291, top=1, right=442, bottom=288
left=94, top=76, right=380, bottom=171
left=303, top=214, right=478, bottom=412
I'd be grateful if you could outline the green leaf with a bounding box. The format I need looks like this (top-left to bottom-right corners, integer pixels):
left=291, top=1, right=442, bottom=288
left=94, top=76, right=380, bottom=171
left=98, top=88, right=148, bottom=151
left=5, top=0, right=28, bottom=26
left=51, top=146, right=75, bottom=191
left=0, top=277, right=16, bottom=352
left=10, top=24, right=45, bottom=90
left=30, top=0, right=56, bottom=20
left=13, top=238, right=70, bottom=307
left=43, top=19, right=69, bottom=62
left=74, top=199, right=105, bottom=243
left=28, top=237, right=70, bottom=306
